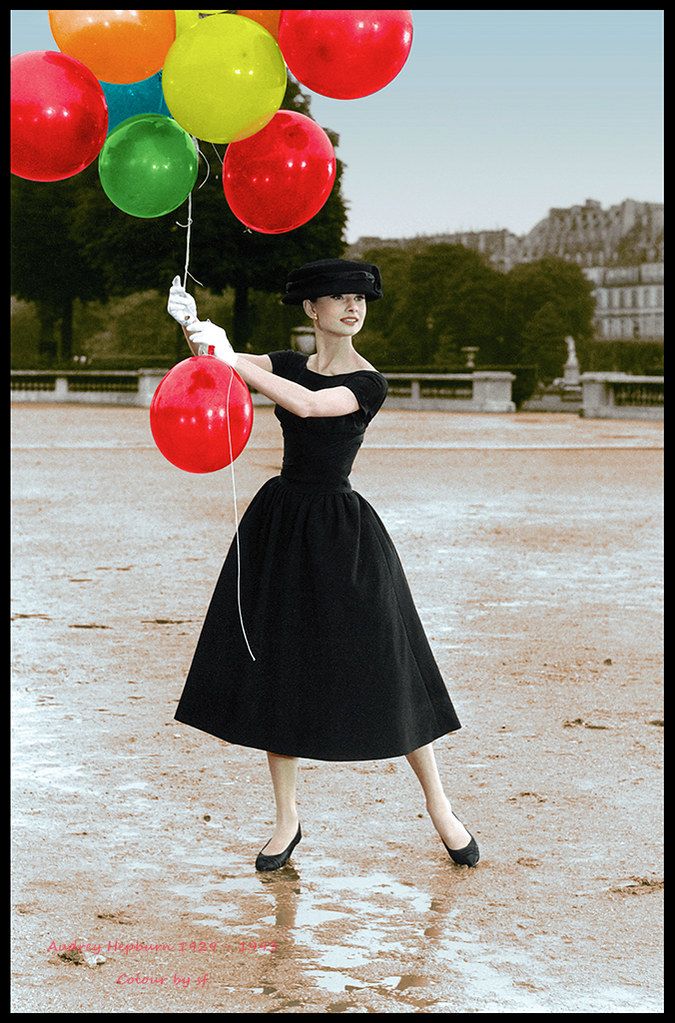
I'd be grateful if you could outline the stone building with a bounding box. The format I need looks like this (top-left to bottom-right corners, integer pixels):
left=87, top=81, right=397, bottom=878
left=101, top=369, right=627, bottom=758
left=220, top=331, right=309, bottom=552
left=520, top=199, right=664, bottom=340
left=519, top=198, right=663, bottom=268
left=583, top=263, right=664, bottom=341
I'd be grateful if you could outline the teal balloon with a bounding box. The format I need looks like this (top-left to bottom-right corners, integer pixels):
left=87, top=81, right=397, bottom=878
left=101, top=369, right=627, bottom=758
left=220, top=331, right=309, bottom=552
left=100, top=73, right=165, bottom=134
left=98, top=114, right=198, bottom=218
left=157, top=71, right=173, bottom=119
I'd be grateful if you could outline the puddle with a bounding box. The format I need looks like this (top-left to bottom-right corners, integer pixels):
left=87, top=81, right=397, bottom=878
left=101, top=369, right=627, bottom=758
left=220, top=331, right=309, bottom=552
left=163, top=846, right=655, bottom=1011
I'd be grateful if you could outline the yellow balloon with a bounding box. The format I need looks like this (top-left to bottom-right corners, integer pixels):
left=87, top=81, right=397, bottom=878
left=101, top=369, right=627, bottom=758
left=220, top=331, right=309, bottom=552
left=163, top=14, right=287, bottom=143
left=174, top=11, right=201, bottom=35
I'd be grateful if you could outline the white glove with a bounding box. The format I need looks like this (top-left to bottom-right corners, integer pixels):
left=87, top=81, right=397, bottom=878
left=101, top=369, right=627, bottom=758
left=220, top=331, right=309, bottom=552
left=167, top=275, right=198, bottom=326
left=186, top=318, right=238, bottom=368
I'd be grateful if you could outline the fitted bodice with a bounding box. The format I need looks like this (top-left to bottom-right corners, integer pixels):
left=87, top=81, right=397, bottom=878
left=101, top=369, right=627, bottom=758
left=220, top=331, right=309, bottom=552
left=273, top=359, right=385, bottom=491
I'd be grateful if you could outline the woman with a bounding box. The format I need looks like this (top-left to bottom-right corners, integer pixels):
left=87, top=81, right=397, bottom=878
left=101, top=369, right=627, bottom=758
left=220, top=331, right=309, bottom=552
left=167, top=258, right=479, bottom=872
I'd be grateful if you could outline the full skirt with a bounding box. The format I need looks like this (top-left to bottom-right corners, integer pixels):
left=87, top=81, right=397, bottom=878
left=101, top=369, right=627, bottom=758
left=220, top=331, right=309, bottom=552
left=174, top=475, right=462, bottom=761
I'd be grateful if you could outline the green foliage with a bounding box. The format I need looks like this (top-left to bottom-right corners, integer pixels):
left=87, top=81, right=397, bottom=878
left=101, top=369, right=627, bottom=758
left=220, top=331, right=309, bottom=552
left=11, top=289, right=235, bottom=370
left=504, top=257, right=596, bottom=348
left=11, top=169, right=108, bottom=362
left=11, top=173, right=103, bottom=306
left=10, top=300, right=42, bottom=368
left=575, top=339, right=663, bottom=376
left=357, top=244, right=593, bottom=377
left=519, top=301, right=568, bottom=384
left=503, top=259, right=595, bottom=382
left=358, top=243, right=506, bottom=365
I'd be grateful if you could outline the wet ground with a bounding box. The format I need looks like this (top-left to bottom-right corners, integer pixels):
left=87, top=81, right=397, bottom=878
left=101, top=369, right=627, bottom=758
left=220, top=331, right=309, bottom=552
left=11, top=404, right=663, bottom=1012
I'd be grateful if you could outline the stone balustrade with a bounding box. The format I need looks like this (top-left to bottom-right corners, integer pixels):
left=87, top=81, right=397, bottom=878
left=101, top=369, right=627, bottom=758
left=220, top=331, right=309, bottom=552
left=580, top=373, right=664, bottom=420
left=11, top=368, right=517, bottom=413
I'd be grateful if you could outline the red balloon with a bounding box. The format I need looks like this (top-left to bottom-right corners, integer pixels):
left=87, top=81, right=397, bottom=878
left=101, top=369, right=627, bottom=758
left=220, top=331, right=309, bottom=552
left=11, top=50, right=108, bottom=181
left=150, top=357, right=254, bottom=474
left=277, top=10, right=413, bottom=100
left=222, top=110, right=336, bottom=234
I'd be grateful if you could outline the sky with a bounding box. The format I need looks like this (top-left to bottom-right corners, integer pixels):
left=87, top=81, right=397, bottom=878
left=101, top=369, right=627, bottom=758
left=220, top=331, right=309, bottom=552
left=10, top=9, right=664, bottom=245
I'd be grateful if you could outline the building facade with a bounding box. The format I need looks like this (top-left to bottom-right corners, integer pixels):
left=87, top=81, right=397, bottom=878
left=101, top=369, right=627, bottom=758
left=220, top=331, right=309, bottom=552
left=583, top=263, right=664, bottom=341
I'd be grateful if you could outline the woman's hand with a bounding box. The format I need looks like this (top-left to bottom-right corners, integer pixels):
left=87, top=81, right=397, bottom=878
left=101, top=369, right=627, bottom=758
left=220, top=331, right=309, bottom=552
left=167, top=276, right=237, bottom=365
left=167, top=275, right=198, bottom=326
left=186, top=319, right=238, bottom=368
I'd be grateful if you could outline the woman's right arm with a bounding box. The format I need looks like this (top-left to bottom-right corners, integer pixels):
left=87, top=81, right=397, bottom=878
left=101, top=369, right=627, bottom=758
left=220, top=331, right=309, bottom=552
left=233, top=358, right=324, bottom=418
left=236, top=353, right=273, bottom=372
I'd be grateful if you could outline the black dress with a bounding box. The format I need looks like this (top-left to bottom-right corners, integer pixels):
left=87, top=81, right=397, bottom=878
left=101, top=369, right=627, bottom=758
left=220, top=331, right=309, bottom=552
left=174, top=349, right=462, bottom=761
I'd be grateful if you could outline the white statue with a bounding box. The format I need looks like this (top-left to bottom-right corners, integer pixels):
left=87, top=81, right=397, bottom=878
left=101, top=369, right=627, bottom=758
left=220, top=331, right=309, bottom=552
left=565, top=336, right=579, bottom=366
left=563, top=335, right=580, bottom=386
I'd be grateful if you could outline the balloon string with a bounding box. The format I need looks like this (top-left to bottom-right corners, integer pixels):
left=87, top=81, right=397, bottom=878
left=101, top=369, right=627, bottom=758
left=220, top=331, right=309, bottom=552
left=176, top=140, right=210, bottom=288
left=180, top=191, right=193, bottom=291
left=225, top=367, right=257, bottom=661
left=176, top=177, right=257, bottom=662
left=210, top=142, right=224, bottom=168
left=195, top=139, right=211, bottom=190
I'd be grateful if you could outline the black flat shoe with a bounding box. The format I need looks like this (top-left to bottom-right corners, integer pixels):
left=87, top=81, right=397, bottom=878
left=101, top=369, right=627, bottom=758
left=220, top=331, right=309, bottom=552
left=255, top=823, right=302, bottom=872
left=442, top=813, right=480, bottom=867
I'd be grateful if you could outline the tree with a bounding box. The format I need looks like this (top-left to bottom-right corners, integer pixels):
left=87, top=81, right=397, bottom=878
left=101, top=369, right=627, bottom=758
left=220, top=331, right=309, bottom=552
left=360, top=243, right=507, bottom=366
left=504, top=257, right=596, bottom=366
left=519, top=301, right=569, bottom=383
left=11, top=172, right=108, bottom=364
left=352, top=246, right=414, bottom=365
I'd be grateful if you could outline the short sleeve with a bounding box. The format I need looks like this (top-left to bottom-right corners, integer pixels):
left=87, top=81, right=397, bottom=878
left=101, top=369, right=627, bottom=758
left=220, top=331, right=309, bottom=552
left=342, top=372, right=388, bottom=423
left=267, top=349, right=304, bottom=381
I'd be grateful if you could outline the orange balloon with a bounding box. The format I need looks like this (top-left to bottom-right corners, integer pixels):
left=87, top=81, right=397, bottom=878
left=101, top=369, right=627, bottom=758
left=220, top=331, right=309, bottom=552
left=236, top=10, right=281, bottom=40
left=48, top=10, right=176, bottom=84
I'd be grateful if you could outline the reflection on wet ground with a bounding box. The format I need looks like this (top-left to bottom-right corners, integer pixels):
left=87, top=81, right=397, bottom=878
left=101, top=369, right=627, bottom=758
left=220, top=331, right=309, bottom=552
left=155, top=838, right=656, bottom=1013
left=165, top=854, right=499, bottom=1009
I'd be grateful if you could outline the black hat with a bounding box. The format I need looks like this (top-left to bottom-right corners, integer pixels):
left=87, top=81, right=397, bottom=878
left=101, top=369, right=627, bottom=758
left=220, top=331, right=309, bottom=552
left=281, top=258, right=383, bottom=305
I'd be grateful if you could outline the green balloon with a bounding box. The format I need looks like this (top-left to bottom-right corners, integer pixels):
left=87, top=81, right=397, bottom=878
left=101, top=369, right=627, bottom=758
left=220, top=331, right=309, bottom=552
left=98, top=113, right=198, bottom=218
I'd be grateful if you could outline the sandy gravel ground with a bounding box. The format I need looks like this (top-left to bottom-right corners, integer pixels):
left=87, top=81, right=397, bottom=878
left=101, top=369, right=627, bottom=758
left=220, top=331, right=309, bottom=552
left=11, top=404, right=663, bottom=1013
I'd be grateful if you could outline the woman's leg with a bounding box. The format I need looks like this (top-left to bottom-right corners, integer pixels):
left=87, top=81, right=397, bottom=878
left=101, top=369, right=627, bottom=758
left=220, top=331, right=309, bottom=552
left=262, top=751, right=300, bottom=854
left=405, top=741, right=473, bottom=850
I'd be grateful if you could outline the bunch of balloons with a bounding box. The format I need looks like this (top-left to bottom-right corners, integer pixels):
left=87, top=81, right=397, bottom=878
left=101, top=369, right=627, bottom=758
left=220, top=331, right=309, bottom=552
left=11, top=10, right=413, bottom=473
left=11, top=9, right=413, bottom=230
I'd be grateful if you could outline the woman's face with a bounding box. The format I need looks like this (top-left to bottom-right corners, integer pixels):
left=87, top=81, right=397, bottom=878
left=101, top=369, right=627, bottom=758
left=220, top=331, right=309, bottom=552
left=304, top=293, right=367, bottom=336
